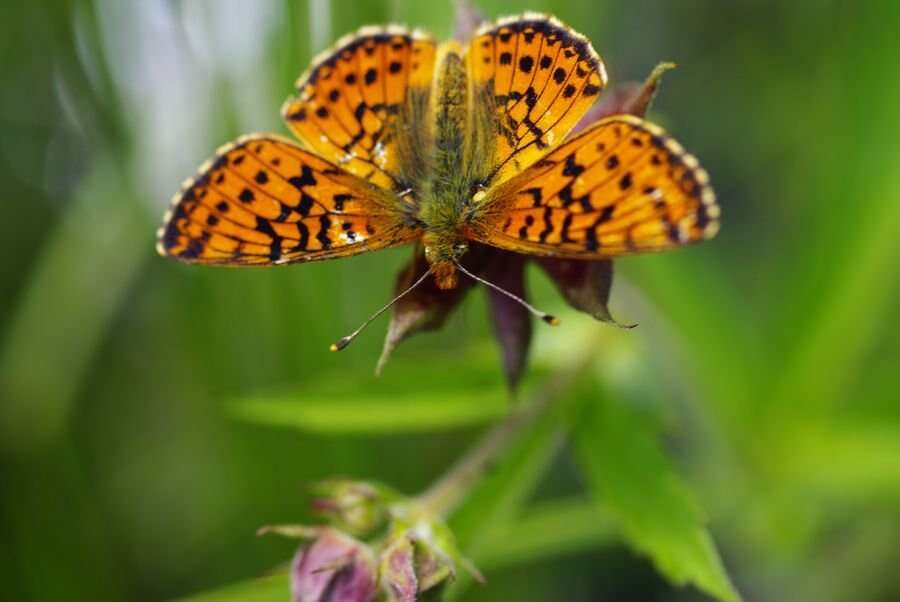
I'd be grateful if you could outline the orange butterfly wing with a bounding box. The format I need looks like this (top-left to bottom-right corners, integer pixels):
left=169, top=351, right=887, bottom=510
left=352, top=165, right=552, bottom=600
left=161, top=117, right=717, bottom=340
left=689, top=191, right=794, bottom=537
left=281, top=26, right=437, bottom=192
left=157, top=135, right=421, bottom=265
left=467, top=115, right=719, bottom=257
left=466, top=13, right=608, bottom=186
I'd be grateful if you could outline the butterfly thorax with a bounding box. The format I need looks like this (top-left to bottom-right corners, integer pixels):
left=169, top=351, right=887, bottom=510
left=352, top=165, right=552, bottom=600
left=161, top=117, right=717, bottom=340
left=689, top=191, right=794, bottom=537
left=420, top=43, right=481, bottom=289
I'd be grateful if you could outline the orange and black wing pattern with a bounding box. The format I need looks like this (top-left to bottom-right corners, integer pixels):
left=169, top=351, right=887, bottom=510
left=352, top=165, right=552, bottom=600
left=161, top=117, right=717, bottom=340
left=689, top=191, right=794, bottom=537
left=156, top=135, right=421, bottom=265
left=467, top=115, right=719, bottom=257
left=282, top=26, right=436, bottom=192
left=466, top=13, right=607, bottom=186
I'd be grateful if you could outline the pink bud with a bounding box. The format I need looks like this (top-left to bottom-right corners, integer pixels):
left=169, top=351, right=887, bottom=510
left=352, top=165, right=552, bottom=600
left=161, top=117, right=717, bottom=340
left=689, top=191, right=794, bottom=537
left=291, top=529, right=377, bottom=602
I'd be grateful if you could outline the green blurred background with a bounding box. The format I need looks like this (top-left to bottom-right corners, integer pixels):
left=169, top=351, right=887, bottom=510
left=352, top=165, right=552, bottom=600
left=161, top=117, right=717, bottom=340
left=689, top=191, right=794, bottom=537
left=2, top=1, right=900, bottom=600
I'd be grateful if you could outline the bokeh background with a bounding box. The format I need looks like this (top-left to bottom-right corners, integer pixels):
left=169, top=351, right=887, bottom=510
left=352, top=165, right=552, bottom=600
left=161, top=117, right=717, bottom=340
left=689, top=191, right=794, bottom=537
left=3, top=1, right=900, bottom=601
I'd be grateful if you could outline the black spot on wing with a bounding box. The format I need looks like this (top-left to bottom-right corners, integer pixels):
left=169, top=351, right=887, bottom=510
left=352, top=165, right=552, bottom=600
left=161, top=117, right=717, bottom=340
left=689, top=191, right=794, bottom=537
left=269, top=237, right=282, bottom=261
left=585, top=227, right=598, bottom=251
left=161, top=222, right=180, bottom=251
left=562, top=154, right=585, bottom=177
left=333, top=193, right=351, bottom=212
left=317, top=215, right=332, bottom=249
left=297, top=221, right=310, bottom=249
left=523, top=187, right=543, bottom=208
left=255, top=216, right=277, bottom=238
left=560, top=213, right=575, bottom=243
left=696, top=204, right=710, bottom=230
left=288, top=165, right=318, bottom=190
left=538, top=206, right=554, bottom=243
left=518, top=214, right=535, bottom=240
left=180, top=239, right=204, bottom=260
left=597, top=205, right=615, bottom=223
left=297, top=193, right=315, bottom=217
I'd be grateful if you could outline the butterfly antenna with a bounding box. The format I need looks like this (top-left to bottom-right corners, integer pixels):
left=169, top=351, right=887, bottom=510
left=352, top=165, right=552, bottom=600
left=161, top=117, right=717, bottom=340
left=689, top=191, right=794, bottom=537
left=454, top=262, right=560, bottom=326
left=330, top=268, right=433, bottom=352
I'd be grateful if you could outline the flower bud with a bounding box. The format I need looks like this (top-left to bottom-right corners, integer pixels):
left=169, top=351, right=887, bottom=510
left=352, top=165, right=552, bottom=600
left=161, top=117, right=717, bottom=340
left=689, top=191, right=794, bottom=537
left=286, top=527, right=378, bottom=602
left=310, top=478, right=396, bottom=538
left=380, top=535, right=418, bottom=602
left=261, top=481, right=482, bottom=601
left=379, top=517, right=480, bottom=600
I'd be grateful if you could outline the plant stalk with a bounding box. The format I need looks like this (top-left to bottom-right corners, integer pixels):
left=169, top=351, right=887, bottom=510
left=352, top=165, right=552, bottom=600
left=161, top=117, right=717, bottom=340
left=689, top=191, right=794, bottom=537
left=417, top=354, right=593, bottom=518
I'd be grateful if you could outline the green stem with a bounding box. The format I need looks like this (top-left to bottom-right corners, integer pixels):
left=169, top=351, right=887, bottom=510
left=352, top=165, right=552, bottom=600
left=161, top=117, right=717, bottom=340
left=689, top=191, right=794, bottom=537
left=417, top=354, right=592, bottom=518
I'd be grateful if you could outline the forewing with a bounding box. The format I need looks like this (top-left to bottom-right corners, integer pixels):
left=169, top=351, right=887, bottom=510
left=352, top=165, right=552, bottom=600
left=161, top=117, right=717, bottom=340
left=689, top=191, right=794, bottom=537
left=282, top=26, right=436, bottom=192
left=157, top=135, right=421, bottom=265
left=467, top=115, right=719, bottom=258
left=466, top=13, right=607, bottom=185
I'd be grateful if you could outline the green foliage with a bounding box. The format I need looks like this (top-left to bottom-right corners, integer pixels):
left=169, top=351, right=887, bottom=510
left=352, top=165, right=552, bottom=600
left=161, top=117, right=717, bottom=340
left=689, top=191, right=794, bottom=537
left=475, top=497, right=615, bottom=571
left=3, top=1, right=900, bottom=601
left=181, top=575, right=288, bottom=602
left=231, top=385, right=508, bottom=434
left=574, top=393, right=740, bottom=602
left=445, top=387, right=570, bottom=600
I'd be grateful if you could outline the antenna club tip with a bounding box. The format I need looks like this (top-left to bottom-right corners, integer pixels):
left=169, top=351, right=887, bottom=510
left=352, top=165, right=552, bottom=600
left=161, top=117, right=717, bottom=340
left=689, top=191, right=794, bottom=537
left=543, top=315, right=560, bottom=326
left=330, top=337, right=352, bottom=352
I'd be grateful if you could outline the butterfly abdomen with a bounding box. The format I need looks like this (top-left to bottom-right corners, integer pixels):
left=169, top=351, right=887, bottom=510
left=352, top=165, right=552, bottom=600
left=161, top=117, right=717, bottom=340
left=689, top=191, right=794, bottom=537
left=418, top=44, right=477, bottom=289
left=421, top=44, right=473, bottom=242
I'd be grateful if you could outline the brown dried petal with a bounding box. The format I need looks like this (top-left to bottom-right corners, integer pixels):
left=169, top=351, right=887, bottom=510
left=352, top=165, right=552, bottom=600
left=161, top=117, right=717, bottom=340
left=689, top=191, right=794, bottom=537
left=537, top=258, right=634, bottom=327
left=572, top=61, right=677, bottom=135
left=377, top=246, right=474, bottom=374
left=622, top=62, right=677, bottom=117
left=483, top=251, right=532, bottom=390
left=452, top=0, right=487, bottom=42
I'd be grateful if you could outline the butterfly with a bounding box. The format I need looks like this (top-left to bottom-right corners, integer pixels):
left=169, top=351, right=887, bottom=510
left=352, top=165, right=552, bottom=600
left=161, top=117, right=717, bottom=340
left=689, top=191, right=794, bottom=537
left=157, top=13, right=719, bottom=349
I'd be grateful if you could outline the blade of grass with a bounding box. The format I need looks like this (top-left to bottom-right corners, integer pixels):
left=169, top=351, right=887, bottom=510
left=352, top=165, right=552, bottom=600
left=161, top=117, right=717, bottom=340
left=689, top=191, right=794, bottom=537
left=0, top=157, right=150, bottom=452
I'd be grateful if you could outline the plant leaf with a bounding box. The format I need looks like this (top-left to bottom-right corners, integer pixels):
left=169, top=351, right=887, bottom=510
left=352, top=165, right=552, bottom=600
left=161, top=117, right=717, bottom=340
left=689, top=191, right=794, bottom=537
left=477, top=498, right=616, bottom=571
left=229, top=388, right=508, bottom=435
left=574, top=394, right=741, bottom=602
left=178, top=574, right=287, bottom=602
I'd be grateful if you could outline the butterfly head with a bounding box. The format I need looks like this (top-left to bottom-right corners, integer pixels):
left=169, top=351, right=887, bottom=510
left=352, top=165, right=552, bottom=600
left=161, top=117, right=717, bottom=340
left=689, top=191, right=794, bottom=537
left=423, top=234, right=468, bottom=290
